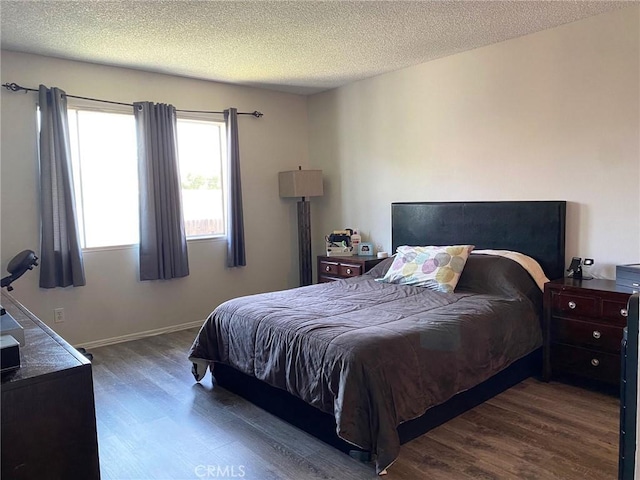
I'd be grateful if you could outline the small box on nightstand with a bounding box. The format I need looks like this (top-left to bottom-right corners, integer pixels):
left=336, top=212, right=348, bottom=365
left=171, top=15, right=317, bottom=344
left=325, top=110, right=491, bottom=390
left=617, top=264, right=640, bottom=294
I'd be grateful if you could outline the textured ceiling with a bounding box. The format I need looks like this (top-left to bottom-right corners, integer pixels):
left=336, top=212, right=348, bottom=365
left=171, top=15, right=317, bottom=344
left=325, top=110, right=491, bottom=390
left=0, top=1, right=627, bottom=95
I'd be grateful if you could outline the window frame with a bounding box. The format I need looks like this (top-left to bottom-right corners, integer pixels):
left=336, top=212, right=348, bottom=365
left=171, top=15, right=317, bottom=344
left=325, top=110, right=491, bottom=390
left=175, top=111, right=228, bottom=242
left=65, top=101, right=228, bottom=252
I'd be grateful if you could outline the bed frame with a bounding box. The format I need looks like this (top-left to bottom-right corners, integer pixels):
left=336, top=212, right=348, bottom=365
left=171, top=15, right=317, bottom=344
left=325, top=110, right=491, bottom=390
left=213, top=200, right=567, bottom=458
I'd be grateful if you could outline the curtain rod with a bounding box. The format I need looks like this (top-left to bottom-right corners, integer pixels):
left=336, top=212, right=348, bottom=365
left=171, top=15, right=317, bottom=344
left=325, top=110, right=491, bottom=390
left=1, top=82, right=264, bottom=118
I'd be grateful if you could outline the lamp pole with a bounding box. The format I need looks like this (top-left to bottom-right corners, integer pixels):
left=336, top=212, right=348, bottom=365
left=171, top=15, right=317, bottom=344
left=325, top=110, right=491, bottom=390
left=297, top=196, right=312, bottom=286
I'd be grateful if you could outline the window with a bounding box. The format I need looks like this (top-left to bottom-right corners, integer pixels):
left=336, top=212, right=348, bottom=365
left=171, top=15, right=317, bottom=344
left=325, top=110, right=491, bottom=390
left=68, top=109, right=138, bottom=248
left=176, top=119, right=226, bottom=239
left=67, top=107, right=226, bottom=249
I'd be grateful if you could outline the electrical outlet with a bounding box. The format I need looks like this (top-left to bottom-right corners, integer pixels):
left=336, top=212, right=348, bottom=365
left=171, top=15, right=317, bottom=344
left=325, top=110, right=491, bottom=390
left=54, top=308, right=65, bottom=323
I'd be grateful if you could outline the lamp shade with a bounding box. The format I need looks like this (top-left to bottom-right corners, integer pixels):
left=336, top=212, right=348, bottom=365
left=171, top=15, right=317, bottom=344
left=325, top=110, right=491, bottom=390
left=279, top=169, right=323, bottom=198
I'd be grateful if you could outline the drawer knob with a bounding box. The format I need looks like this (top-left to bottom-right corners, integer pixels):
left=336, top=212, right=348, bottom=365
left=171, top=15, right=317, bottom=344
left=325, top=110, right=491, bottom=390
left=591, top=358, right=600, bottom=367
left=621, top=308, right=628, bottom=318
left=568, top=301, right=576, bottom=310
left=592, top=330, right=601, bottom=339
left=325, top=266, right=331, bottom=272
left=346, top=268, right=352, bottom=275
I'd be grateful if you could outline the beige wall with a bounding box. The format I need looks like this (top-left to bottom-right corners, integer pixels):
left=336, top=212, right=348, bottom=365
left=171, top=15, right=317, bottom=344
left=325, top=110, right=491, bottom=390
left=1, top=51, right=309, bottom=345
left=308, top=6, right=640, bottom=280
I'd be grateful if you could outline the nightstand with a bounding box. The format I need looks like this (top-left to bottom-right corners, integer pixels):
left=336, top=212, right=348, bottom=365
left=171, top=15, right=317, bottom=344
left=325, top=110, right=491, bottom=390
left=543, top=278, right=632, bottom=387
left=317, top=255, right=384, bottom=283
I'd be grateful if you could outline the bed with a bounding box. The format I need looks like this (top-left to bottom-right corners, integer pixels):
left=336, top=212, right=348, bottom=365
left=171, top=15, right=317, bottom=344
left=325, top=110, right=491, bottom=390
left=189, top=201, right=566, bottom=474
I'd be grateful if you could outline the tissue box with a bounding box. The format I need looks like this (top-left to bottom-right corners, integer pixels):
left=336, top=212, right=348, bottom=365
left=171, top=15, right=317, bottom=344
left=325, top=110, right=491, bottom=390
left=326, top=246, right=352, bottom=257
left=616, top=264, right=640, bottom=293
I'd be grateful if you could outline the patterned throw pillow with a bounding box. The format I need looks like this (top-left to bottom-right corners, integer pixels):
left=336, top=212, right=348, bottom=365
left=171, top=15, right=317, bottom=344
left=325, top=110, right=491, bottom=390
left=377, top=245, right=475, bottom=293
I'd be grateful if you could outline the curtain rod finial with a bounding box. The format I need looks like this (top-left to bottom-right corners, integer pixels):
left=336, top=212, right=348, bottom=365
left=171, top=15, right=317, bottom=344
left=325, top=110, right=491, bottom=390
left=252, top=111, right=263, bottom=118
left=3, top=83, right=27, bottom=93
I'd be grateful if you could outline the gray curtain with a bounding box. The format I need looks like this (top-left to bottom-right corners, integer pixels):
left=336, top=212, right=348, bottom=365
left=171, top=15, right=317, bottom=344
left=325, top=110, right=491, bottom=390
left=224, top=108, right=246, bottom=267
left=38, top=85, right=86, bottom=288
left=134, top=102, right=189, bottom=280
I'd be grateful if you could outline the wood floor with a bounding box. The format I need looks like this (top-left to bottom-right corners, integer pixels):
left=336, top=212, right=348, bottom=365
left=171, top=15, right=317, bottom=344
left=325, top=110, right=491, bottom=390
left=91, top=328, right=620, bottom=480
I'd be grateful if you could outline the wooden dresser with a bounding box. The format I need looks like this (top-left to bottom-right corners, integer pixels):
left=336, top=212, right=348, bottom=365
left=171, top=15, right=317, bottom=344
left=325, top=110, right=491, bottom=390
left=543, top=278, right=631, bottom=387
left=1, top=292, right=100, bottom=479
left=317, top=255, right=384, bottom=283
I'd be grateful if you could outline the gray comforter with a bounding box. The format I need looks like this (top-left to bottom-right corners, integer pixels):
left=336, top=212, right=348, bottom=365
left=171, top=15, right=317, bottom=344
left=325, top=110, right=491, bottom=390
left=189, top=255, right=543, bottom=473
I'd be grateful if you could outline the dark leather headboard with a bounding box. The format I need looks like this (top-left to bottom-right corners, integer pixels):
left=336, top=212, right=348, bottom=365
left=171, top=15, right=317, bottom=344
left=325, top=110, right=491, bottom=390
left=392, top=201, right=566, bottom=280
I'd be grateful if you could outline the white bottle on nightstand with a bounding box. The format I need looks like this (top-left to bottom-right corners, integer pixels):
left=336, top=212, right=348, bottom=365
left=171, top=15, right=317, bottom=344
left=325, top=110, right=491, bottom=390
left=351, top=229, right=361, bottom=254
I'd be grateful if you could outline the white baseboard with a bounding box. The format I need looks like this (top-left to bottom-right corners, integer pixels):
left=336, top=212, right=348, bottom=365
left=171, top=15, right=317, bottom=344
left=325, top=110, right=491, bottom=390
left=76, top=319, right=204, bottom=350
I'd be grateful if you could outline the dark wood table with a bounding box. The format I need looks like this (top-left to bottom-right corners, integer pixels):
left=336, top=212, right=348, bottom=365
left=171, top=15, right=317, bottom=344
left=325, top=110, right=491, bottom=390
left=317, top=255, right=384, bottom=283
left=543, top=278, right=631, bottom=388
left=1, top=292, right=100, bottom=479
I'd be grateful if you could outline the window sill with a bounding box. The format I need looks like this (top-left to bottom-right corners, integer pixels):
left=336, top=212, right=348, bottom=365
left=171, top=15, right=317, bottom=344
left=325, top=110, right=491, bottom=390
left=187, top=234, right=226, bottom=244
left=82, top=243, right=137, bottom=253
left=81, top=235, right=226, bottom=253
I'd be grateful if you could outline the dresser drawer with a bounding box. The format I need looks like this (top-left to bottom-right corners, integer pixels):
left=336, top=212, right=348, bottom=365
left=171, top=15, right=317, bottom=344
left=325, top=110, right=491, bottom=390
left=551, top=344, right=620, bottom=385
left=319, top=261, right=339, bottom=276
left=339, top=264, right=362, bottom=277
left=602, top=299, right=629, bottom=325
left=552, top=292, right=598, bottom=319
left=551, top=318, right=623, bottom=354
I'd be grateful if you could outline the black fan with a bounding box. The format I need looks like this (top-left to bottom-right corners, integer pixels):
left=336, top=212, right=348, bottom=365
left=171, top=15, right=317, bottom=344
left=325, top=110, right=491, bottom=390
left=1, top=250, right=39, bottom=292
